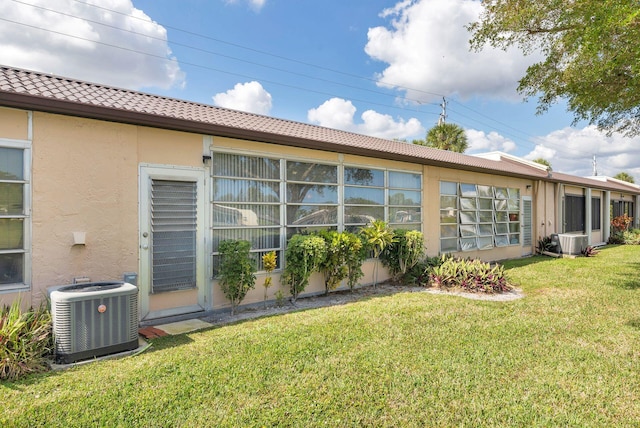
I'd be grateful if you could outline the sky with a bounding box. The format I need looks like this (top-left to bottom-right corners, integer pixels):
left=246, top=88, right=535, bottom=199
left=1, top=0, right=639, bottom=179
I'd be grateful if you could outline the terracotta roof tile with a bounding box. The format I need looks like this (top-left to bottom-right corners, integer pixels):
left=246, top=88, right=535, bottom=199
left=0, top=65, right=637, bottom=195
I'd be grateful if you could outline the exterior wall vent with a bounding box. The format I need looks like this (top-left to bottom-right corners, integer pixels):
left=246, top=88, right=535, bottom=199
left=50, top=282, right=139, bottom=364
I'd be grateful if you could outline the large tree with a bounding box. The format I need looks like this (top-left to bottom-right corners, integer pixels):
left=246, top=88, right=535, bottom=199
left=414, top=123, right=469, bottom=153
left=614, top=172, right=635, bottom=184
left=468, top=1, right=640, bottom=136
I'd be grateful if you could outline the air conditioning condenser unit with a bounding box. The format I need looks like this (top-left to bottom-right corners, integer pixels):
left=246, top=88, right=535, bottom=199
left=50, top=281, right=139, bottom=364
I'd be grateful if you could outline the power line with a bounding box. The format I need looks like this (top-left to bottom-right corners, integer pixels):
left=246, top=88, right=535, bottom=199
left=6, top=0, right=561, bottom=151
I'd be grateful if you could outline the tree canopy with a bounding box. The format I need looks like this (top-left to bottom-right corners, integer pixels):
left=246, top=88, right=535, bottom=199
left=532, top=158, right=552, bottom=170
left=414, top=123, right=468, bottom=153
left=468, top=1, right=640, bottom=136
left=614, top=172, right=635, bottom=184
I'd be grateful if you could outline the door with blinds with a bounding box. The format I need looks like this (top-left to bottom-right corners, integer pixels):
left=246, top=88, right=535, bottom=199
left=139, top=166, right=207, bottom=320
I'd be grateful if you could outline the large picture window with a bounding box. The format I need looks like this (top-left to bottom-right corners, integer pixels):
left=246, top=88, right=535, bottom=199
left=439, top=181, right=520, bottom=253
left=211, top=152, right=423, bottom=272
left=0, top=145, right=30, bottom=291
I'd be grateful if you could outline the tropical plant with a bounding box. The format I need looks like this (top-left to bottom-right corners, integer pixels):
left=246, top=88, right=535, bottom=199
left=469, top=1, right=640, bottom=136
left=429, top=255, right=512, bottom=293
left=218, top=240, right=257, bottom=315
left=344, top=233, right=367, bottom=292
left=261, top=251, right=277, bottom=309
left=281, top=234, right=327, bottom=303
left=316, top=231, right=365, bottom=294
left=0, top=299, right=52, bottom=381
left=581, top=246, right=599, bottom=257
left=614, top=172, right=635, bottom=184
left=536, top=235, right=556, bottom=254
left=380, top=229, right=425, bottom=283
left=415, top=123, right=468, bottom=152
left=360, top=220, right=395, bottom=287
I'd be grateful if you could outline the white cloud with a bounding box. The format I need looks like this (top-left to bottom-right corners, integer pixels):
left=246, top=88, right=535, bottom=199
left=524, top=126, right=640, bottom=178
left=0, top=0, right=184, bottom=90
left=213, top=81, right=273, bottom=115
left=365, top=0, right=538, bottom=103
left=466, top=129, right=517, bottom=153
left=308, top=98, right=424, bottom=140
left=224, top=0, right=266, bottom=12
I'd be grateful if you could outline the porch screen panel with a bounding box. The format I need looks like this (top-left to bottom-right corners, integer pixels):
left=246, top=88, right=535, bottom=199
left=151, top=180, right=197, bottom=293
left=523, top=199, right=532, bottom=246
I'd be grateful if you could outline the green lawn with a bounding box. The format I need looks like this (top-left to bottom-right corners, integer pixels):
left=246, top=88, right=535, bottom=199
left=2, top=245, right=640, bottom=427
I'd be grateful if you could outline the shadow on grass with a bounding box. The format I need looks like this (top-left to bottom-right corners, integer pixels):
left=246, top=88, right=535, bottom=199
left=627, top=318, right=640, bottom=330
left=609, top=260, right=640, bottom=290
left=501, top=254, right=559, bottom=270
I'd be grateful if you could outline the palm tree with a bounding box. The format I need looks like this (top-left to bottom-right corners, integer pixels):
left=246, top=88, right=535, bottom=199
left=614, top=172, right=635, bottom=183
left=415, top=123, right=468, bottom=153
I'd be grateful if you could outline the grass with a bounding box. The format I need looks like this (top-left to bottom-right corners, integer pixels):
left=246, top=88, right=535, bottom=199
left=2, top=245, right=640, bottom=426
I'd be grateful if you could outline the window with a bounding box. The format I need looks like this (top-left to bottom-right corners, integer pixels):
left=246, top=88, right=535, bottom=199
left=611, top=199, right=634, bottom=220
left=211, top=152, right=424, bottom=272
left=439, top=181, right=520, bottom=252
left=0, top=145, right=30, bottom=291
left=591, top=197, right=601, bottom=231
left=212, top=153, right=282, bottom=272
left=344, top=167, right=384, bottom=231
left=388, top=171, right=422, bottom=229
left=286, top=161, right=338, bottom=237
left=564, top=195, right=585, bottom=233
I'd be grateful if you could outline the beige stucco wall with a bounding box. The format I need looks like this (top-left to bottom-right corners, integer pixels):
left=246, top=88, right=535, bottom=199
left=0, top=107, right=29, bottom=141
left=31, top=113, right=139, bottom=294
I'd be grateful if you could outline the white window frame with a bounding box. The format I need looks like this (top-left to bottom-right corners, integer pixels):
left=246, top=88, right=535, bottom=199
left=0, top=139, right=31, bottom=293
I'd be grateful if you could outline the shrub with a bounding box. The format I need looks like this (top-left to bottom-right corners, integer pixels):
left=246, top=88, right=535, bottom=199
left=281, top=234, right=327, bottom=303
left=623, top=229, right=640, bottom=245
left=611, top=214, right=633, bottom=233
left=316, top=231, right=366, bottom=294
left=261, top=251, right=277, bottom=309
left=537, top=235, right=556, bottom=253
left=317, top=230, right=351, bottom=294
left=218, top=240, right=257, bottom=315
left=360, top=220, right=395, bottom=287
left=0, top=300, right=52, bottom=381
left=403, top=256, right=444, bottom=286
left=581, top=246, right=599, bottom=257
left=429, top=256, right=512, bottom=293
left=381, top=229, right=425, bottom=282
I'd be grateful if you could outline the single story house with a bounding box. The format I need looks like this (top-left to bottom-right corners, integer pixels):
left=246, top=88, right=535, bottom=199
left=1, top=66, right=639, bottom=321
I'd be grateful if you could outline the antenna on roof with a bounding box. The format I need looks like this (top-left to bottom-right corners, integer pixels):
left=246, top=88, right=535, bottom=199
left=437, top=97, right=447, bottom=125
left=592, top=155, right=598, bottom=176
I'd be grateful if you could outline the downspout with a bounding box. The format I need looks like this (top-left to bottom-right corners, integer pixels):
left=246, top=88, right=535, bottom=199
left=603, top=191, right=611, bottom=243
left=585, top=187, right=592, bottom=244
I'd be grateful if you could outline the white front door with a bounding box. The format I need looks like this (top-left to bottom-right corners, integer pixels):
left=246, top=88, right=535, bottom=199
left=139, top=165, right=208, bottom=320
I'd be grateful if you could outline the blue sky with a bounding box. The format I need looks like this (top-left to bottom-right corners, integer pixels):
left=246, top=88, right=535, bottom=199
left=1, top=0, right=639, bottom=179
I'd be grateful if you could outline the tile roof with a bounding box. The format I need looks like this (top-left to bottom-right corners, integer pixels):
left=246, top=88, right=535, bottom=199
left=0, top=65, right=637, bottom=195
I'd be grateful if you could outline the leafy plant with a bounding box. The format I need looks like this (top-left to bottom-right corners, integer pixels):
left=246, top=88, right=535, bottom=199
left=429, top=255, right=512, bottom=293
left=536, top=235, right=556, bottom=254
left=380, top=229, right=425, bottom=282
left=316, top=231, right=350, bottom=294
left=581, top=246, right=599, bottom=257
left=611, top=214, right=633, bottom=233
left=281, top=234, right=327, bottom=303
left=360, top=220, right=395, bottom=287
left=0, top=299, right=52, bottom=381
left=218, top=240, right=257, bottom=315
left=316, top=231, right=365, bottom=294
left=261, top=251, right=278, bottom=309
left=344, top=233, right=366, bottom=292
